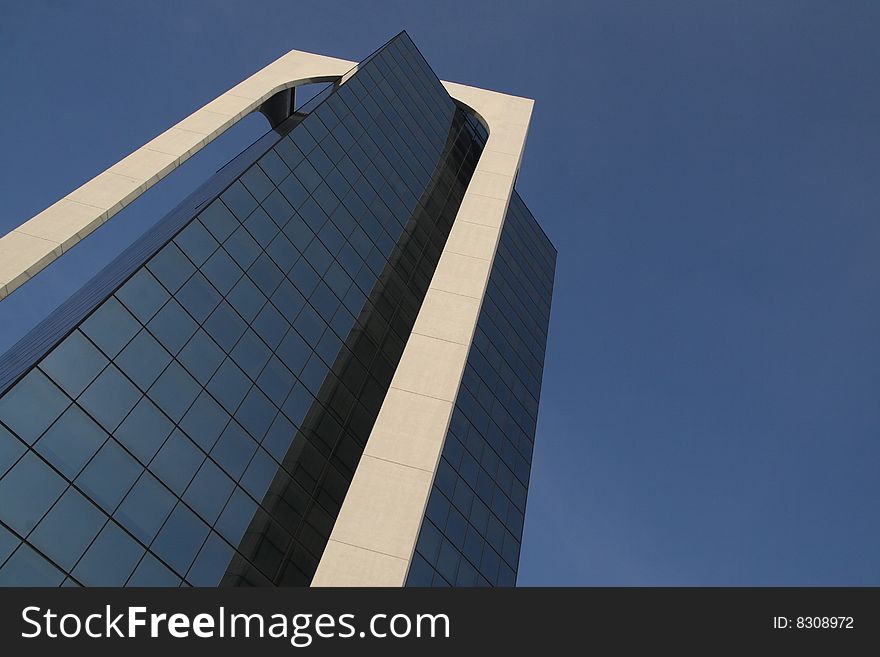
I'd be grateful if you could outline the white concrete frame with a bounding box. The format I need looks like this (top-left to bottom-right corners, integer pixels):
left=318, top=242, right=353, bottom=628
left=0, top=47, right=532, bottom=586
left=312, top=83, right=532, bottom=586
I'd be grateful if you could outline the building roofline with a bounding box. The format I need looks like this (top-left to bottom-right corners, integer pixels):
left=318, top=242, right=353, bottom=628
left=0, top=47, right=533, bottom=301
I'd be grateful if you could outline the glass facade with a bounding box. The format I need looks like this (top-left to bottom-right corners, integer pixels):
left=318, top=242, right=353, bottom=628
left=0, top=32, right=490, bottom=587
left=406, top=192, right=556, bottom=587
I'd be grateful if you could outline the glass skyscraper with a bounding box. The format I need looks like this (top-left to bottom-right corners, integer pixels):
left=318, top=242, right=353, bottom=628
left=0, top=32, right=555, bottom=587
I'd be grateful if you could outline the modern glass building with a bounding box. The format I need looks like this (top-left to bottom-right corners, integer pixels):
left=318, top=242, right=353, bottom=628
left=0, top=32, right=555, bottom=587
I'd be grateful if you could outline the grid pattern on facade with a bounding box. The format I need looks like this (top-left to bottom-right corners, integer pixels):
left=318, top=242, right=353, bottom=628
left=0, top=32, right=485, bottom=587
left=405, top=192, right=556, bottom=587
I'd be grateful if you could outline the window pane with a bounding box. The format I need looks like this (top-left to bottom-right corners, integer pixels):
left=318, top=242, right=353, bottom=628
left=225, top=226, right=261, bottom=270
left=0, top=368, right=69, bottom=444
left=201, top=248, right=244, bottom=296
left=81, top=297, right=140, bottom=358
left=243, top=207, right=277, bottom=248
left=178, top=330, right=225, bottom=385
left=248, top=253, right=284, bottom=297
left=116, top=270, right=169, bottom=324
left=0, top=543, right=65, bottom=586
left=78, top=365, right=140, bottom=432
left=234, top=387, right=275, bottom=441
left=240, top=447, right=277, bottom=501
left=34, top=404, right=106, bottom=479
left=147, top=242, right=195, bottom=294
left=147, top=299, right=198, bottom=355
left=175, top=272, right=221, bottom=323
left=211, top=421, right=256, bottom=480
left=204, top=302, right=246, bottom=351
left=276, top=328, right=311, bottom=376
left=215, top=487, right=257, bottom=545
left=0, top=425, right=25, bottom=478
left=148, top=361, right=200, bottom=422
left=207, top=359, right=251, bottom=414
left=256, top=356, right=295, bottom=407
left=220, top=181, right=257, bottom=220
left=174, top=219, right=219, bottom=267
left=29, top=487, right=106, bottom=570
left=240, top=163, right=274, bottom=202
left=262, top=412, right=295, bottom=461
left=73, top=521, right=144, bottom=586
left=151, top=502, right=210, bottom=576
left=258, top=150, right=288, bottom=185
left=180, top=391, right=230, bottom=452
left=127, top=552, right=181, bottom=586
left=262, top=190, right=294, bottom=229
left=149, top=429, right=204, bottom=495
left=0, top=523, right=19, bottom=565
left=230, top=329, right=271, bottom=379
left=116, top=329, right=171, bottom=391
left=183, top=459, right=235, bottom=524
left=76, top=439, right=142, bottom=513
left=186, top=532, right=233, bottom=586
left=252, top=304, right=288, bottom=350
left=115, top=471, right=175, bottom=544
left=40, top=330, right=108, bottom=397
left=198, top=199, right=238, bottom=243
left=115, top=397, right=173, bottom=464
left=0, top=451, right=67, bottom=535
left=227, top=275, right=266, bottom=323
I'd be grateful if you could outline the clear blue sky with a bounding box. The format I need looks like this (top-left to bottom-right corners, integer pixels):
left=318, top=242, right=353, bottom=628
left=3, top=1, right=880, bottom=585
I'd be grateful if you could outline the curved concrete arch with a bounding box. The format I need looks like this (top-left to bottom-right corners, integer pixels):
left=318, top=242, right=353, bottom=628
left=0, top=49, right=356, bottom=299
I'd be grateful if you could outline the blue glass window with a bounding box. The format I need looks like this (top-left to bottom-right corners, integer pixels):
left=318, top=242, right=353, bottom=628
left=115, top=471, right=175, bottom=544
left=77, top=439, right=142, bottom=513
left=151, top=502, right=210, bottom=576
left=221, top=181, right=257, bottom=221
left=0, top=451, right=67, bottom=535
left=79, top=365, right=141, bottom=433
left=243, top=207, right=277, bottom=248
left=116, top=270, right=169, bottom=323
left=180, top=391, right=230, bottom=452
left=73, top=521, right=144, bottom=586
left=204, top=302, right=247, bottom=351
left=115, top=397, right=173, bottom=464
left=148, top=361, right=200, bottom=422
left=207, top=358, right=251, bottom=414
left=176, top=272, right=221, bottom=323
left=116, top=329, right=171, bottom=391
left=211, top=421, right=256, bottom=480
left=81, top=297, right=140, bottom=358
left=241, top=164, right=274, bottom=203
left=225, top=225, right=261, bottom=270
left=148, top=243, right=195, bottom=294
left=178, top=329, right=225, bottom=385
left=34, top=404, right=106, bottom=479
left=0, top=425, right=25, bottom=478
left=199, top=199, right=238, bottom=243
left=40, top=330, right=108, bottom=397
left=183, top=459, right=235, bottom=524
left=148, top=299, right=198, bottom=355
left=0, top=543, right=65, bottom=586
left=174, top=219, right=219, bottom=267
left=215, top=487, right=257, bottom=546
left=186, top=532, right=233, bottom=586
left=29, top=487, right=106, bottom=570
left=149, top=429, right=204, bottom=495
left=0, top=369, right=69, bottom=444
left=227, top=275, right=266, bottom=323
left=128, top=552, right=181, bottom=586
